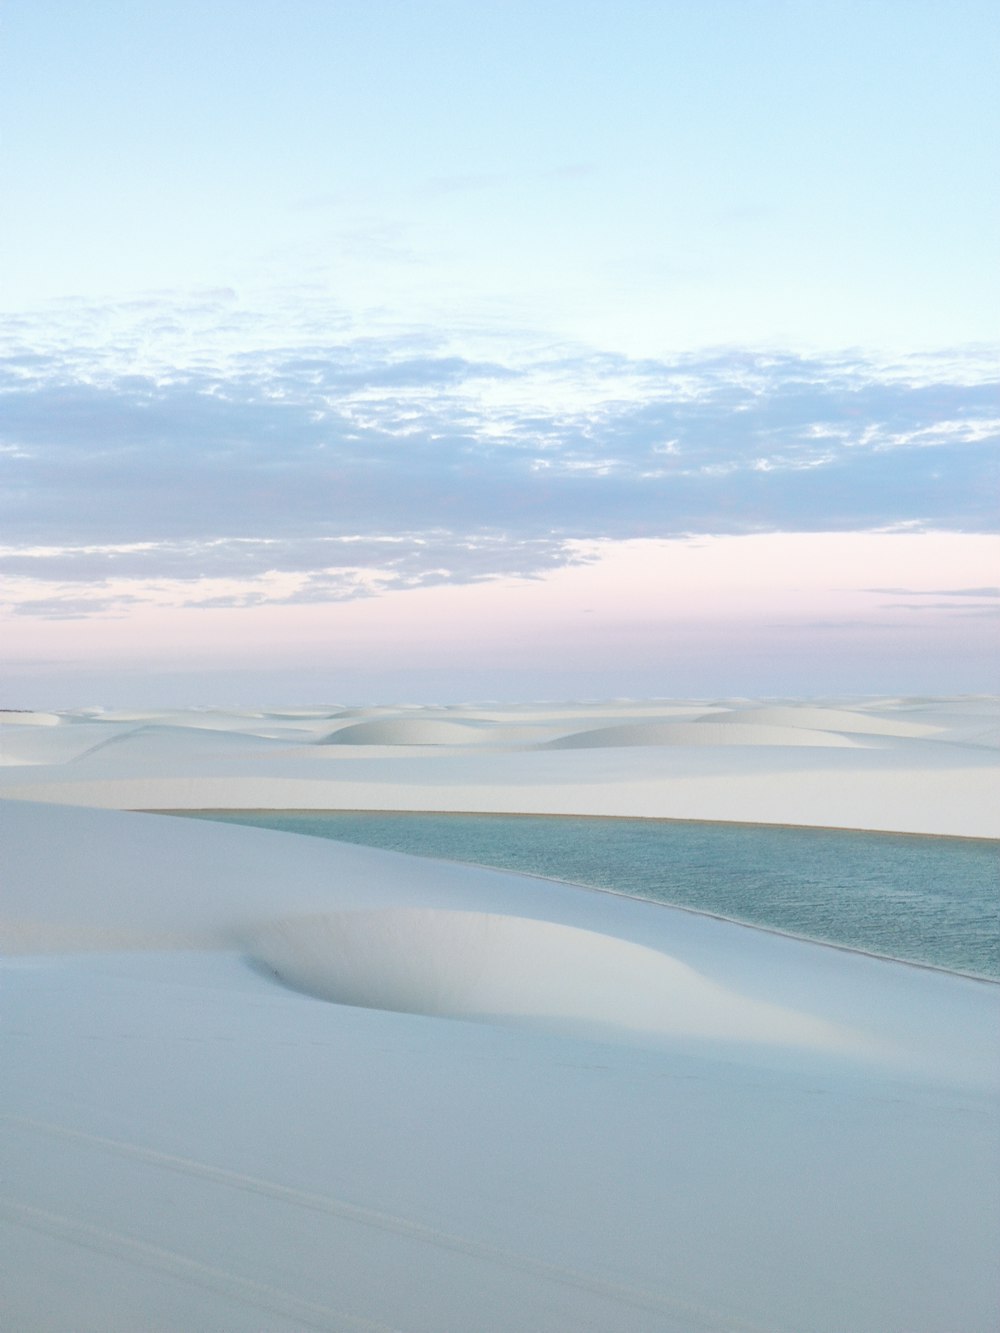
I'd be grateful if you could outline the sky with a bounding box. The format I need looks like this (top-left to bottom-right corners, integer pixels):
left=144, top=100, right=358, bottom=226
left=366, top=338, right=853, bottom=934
left=1, top=0, right=997, bottom=705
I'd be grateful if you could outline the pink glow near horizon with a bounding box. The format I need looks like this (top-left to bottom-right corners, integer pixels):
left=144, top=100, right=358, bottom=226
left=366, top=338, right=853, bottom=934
left=3, top=532, right=996, bottom=702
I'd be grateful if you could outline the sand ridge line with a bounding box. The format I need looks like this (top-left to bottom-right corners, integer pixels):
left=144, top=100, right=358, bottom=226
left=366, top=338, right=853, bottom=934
left=0, top=1196, right=399, bottom=1333
left=3, top=1113, right=784, bottom=1333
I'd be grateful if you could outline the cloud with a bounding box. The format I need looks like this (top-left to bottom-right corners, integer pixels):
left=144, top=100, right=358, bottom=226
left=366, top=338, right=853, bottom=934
left=866, top=586, right=1000, bottom=616
left=1, top=534, right=595, bottom=616
left=767, top=620, right=911, bottom=632
left=866, top=586, right=1000, bottom=598
left=879, top=602, right=1000, bottom=617
left=7, top=593, right=145, bottom=620
left=1, top=304, right=997, bottom=617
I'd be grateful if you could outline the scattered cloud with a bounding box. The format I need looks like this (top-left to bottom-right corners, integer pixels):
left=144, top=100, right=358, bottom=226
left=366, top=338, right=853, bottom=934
left=6, top=594, right=145, bottom=620
left=866, top=586, right=1000, bottom=598
left=768, top=620, right=911, bottom=632
left=879, top=602, right=1000, bottom=617
left=1, top=300, right=997, bottom=619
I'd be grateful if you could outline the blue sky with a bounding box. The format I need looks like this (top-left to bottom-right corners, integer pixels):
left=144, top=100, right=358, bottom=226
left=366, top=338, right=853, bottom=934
left=1, top=1, right=997, bottom=703
left=4, top=0, right=998, bottom=350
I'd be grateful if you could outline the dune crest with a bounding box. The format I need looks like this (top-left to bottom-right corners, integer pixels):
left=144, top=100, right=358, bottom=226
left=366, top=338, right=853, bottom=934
left=701, top=705, right=943, bottom=737
left=541, top=721, right=863, bottom=748
left=248, top=907, right=862, bottom=1052
left=317, top=717, right=489, bottom=745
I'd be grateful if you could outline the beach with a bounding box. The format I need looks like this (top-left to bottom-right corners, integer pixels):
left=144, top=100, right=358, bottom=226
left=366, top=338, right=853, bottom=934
left=2, top=696, right=998, bottom=1331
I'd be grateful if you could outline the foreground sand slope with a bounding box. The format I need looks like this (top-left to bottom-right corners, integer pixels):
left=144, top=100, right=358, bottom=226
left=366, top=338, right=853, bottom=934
left=2, top=698, right=998, bottom=1330
left=2, top=695, right=998, bottom=836
left=2, top=793, right=998, bottom=1332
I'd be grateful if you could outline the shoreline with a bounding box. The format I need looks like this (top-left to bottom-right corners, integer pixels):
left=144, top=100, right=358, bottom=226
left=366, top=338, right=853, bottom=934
left=154, top=804, right=1000, bottom=844
left=162, top=806, right=1000, bottom=987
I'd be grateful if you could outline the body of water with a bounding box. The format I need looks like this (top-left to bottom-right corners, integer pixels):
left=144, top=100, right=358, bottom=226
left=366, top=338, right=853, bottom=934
left=187, top=811, right=999, bottom=980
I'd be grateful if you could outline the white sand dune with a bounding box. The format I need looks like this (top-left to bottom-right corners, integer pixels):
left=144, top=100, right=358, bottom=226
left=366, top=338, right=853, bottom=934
left=3, top=695, right=998, bottom=835
left=318, top=717, right=576, bottom=747
left=247, top=908, right=865, bottom=1051
left=700, top=703, right=945, bottom=737
left=1, top=796, right=992, bottom=1077
left=945, top=723, right=1000, bottom=748
left=0, top=720, right=139, bottom=766
left=540, top=720, right=865, bottom=748
left=2, top=743, right=995, bottom=837
left=72, top=721, right=289, bottom=757
left=1, top=698, right=998, bottom=1331
left=0, top=709, right=62, bottom=726
left=317, top=717, right=493, bottom=745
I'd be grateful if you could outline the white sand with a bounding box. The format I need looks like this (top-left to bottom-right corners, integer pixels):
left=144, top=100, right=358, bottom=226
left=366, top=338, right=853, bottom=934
left=1, top=697, right=998, bottom=1331
left=2, top=695, right=998, bottom=836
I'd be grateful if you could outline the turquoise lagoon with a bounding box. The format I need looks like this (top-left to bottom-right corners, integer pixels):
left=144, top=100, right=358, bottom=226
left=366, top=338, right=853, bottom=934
left=187, top=811, right=999, bottom=981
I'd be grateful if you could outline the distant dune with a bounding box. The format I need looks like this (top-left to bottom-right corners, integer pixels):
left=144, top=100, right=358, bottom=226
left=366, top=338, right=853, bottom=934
left=539, top=720, right=864, bottom=748
left=317, top=717, right=492, bottom=745
left=2, top=695, right=996, bottom=836
left=701, top=704, right=944, bottom=737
